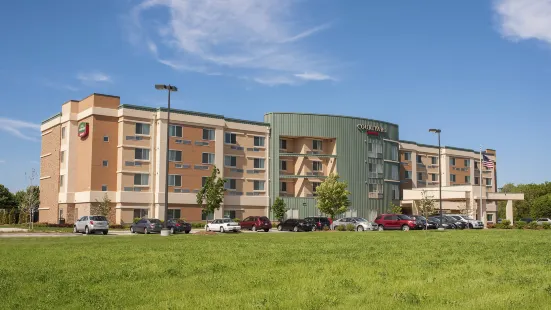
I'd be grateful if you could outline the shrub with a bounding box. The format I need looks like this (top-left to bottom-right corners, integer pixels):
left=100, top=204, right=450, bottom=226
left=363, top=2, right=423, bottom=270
left=543, top=223, right=551, bottom=230
left=501, top=219, right=511, bottom=227
left=191, top=222, right=206, bottom=229
left=233, top=218, right=241, bottom=223
left=336, top=225, right=346, bottom=231
left=345, top=224, right=355, bottom=231
left=322, top=225, right=330, bottom=231
left=515, top=221, right=527, bottom=229
left=487, top=223, right=496, bottom=229
left=133, top=218, right=141, bottom=224
left=527, top=222, right=539, bottom=230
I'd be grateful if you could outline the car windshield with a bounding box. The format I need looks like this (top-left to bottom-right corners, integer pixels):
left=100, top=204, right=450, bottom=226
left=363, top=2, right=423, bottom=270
left=354, top=218, right=368, bottom=222
left=450, top=216, right=461, bottom=220
left=222, top=219, right=231, bottom=223
left=415, top=216, right=426, bottom=221
left=90, top=216, right=107, bottom=221
left=260, top=217, right=269, bottom=221
left=397, top=215, right=411, bottom=220
left=149, top=219, right=161, bottom=224
left=430, top=218, right=441, bottom=223
left=461, top=216, right=474, bottom=220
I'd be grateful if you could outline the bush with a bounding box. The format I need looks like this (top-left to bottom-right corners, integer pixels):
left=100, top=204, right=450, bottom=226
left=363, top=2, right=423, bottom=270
left=527, top=222, right=539, bottom=230
left=191, top=222, right=206, bottom=229
left=336, top=225, right=346, bottom=231
left=515, top=221, right=527, bottom=229
left=487, top=223, right=496, bottom=229
left=133, top=218, right=141, bottom=224
left=233, top=218, right=241, bottom=223
left=543, top=223, right=551, bottom=230
left=322, top=225, right=330, bottom=231
left=346, top=224, right=355, bottom=231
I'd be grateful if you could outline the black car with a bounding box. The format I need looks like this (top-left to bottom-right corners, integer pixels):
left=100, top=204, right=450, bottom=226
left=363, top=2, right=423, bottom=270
left=410, top=215, right=437, bottom=229
left=304, top=216, right=331, bottom=231
left=277, top=219, right=315, bottom=232
left=130, top=218, right=163, bottom=234
left=166, top=219, right=191, bottom=234
left=520, top=218, right=533, bottom=223
left=444, top=215, right=466, bottom=229
left=428, top=217, right=456, bottom=229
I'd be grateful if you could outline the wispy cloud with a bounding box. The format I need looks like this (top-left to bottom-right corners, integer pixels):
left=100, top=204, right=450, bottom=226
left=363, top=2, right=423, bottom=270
left=30, top=160, right=39, bottom=165
left=494, top=0, right=551, bottom=45
left=0, top=160, right=5, bottom=164
left=77, top=71, right=112, bottom=83
left=43, top=81, right=79, bottom=92
left=127, top=0, right=337, bottom=85
left=0, top=117, right=40, bottom=142
left=294, top=72, right=334, bottom=81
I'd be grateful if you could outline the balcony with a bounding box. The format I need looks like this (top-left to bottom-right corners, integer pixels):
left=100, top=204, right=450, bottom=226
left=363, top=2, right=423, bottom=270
left=368, top=192, right=383, bottom=199
left=368, top=172, right=384, bottom=179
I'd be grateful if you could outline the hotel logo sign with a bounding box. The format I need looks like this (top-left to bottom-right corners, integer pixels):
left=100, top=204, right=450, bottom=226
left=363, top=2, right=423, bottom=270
left=357, top=124, right=386, bottom=136
left=78, top=122, right=89, bottom=138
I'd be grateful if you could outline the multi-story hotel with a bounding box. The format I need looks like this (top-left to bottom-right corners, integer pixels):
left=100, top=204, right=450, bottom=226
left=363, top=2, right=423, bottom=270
left=39, top=93, right=522, bottom=225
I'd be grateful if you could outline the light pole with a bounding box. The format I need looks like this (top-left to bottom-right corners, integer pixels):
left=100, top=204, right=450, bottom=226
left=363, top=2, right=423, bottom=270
left=155, top=84, right=178, bottom=229
left=429, top=128, right=443, bottom=228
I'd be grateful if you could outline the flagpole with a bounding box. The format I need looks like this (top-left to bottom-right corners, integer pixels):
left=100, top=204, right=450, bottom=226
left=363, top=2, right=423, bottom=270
left=479, top=145, right=483, bottom=225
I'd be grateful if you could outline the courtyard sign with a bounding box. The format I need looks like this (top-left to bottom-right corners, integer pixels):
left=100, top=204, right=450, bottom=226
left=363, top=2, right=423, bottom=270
left=78, top=122, right=89, bottom=138
left=357, top=124, right=386, bottom=136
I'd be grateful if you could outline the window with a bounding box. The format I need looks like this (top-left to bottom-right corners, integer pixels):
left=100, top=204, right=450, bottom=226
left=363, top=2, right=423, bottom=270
left=404, top=152, right=411, bottom=161
left=203, top=128, right=215, bottom=141
left=280, top=139, right=287, bottom=149
left=135, top=123, right=150, bottom=135
left=59, top=175, right=64, bottom=187
left=169, top=125, right=183, bottom=137
left=202, top=176, right=208, bottom=187
left=405, top=171, right=412, bottom=179
left=280, top=160, right=287, bottom=171
left=431, top=157, right=438, bottom=165
left=368, top=143, right=373, bottom=152
left=475, top=176, right=480, bottom=185
left=225, top=179, right=237, bottom=190
left=253, top=158, right=265, bottom=169
left=313, top=161, right=322, bottom=171
left=135, top=148, right=150, bottom=160
left=223, top=210, right=236, bottom=219
left=133, top=209, right=148, bottom=219
left=465, top=176, right=470, bottom=184
left=103, top=135, right=109, bottom=142
left=61, top=127, right=66, bottom=139
left=369, top=184, right=383, bottom=193
left=390, top=145, right=398, bottom=161
left=202, top=212, right=214, bottom=221
left=450, top=174, right=456, bottom=183
left=202, top=153, right=215, bottom=164
left=313, top=140, right=322, bottom=150
left=487, top=214, right=494, bottom=222
left=134, top=174, right=149, bottom=186
left=450, top=157, right=456, bottom=166
left=391, top=165, right=399, bottom=180
left=253, top=180, right=265, bottom=191
left=281, top=182, right=287, bottom=192
left=464, top=159, right=470, bottom=167
left=168, top=175, right=182, bottom=187
left=224, top=156, right=237, bottom=167
left=254, top=136, right=265, bottom=147
left=102, top=160, right=108, bottom=167
left=486, top=178, right=492, bottom=186
left=312, top=182, right=321, bottom=195
left=169, top=150, right=182, bottom=162
left=390, top=184, right=399, bottom=200
left=225, top=132, right=237, bottom=144
left=418, top=172, right=423, bottom=181
left=417, top=155, right=422, bottom=164
left=475, top=161, right=479, bottom=169
left=168, top=209, right=181, bottom=220
left=60, top=151, right=65, bottom=163
left=101, top=185, right=107, bottom=191
left=431, top=174, right=437, bottom=181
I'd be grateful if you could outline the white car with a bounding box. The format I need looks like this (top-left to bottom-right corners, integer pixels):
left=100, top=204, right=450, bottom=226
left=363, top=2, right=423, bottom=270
left=536, top=218, right=551, bottom=225
left=206, top=218, right=241, bottom=233
left=453, top=215, right=484, bottom=229
left=332, top=217, right=378, bottom=231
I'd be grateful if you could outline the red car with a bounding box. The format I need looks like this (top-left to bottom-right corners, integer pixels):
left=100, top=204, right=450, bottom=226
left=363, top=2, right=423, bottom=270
left=240, top=216, right=272, bottom=232
left=375, top=214, right=422, bottom=231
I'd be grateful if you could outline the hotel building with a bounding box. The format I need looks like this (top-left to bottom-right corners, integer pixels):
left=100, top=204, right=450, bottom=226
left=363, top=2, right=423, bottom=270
left=39, top=93, right=522, bottom=225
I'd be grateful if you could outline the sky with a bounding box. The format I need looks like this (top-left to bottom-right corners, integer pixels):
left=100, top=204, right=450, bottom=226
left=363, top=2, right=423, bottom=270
left=0, top=0, right=550, bottom=191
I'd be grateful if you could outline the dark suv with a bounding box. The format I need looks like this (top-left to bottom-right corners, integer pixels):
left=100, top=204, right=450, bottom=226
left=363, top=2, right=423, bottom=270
left=305, top=217, right=331, bottom=231
left=240, top=216, right=272, bottom=232
left=375, top=214, right=422, bottom=231
left=166, top=219, right=192, bottom=234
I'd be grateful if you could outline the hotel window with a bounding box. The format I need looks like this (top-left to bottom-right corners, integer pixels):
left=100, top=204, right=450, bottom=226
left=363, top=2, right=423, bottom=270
left=280, top=182, right=287, bottom=192
left=405, top=171, right=412, bottom=179
left=254, top=136, right=265, bottom=147
left=135, top=123, right=150, bottom=135
left=202, top=176, right=208, bottom=187
left=403, top=152, right=411, bottom=161
left=134, top=209, right=149, bottom=218
left=450, top=157, right=456, bottom=166
left=60, top=151, right=65, bottom=163
left=465, top=176, right=470, bottom=184
left=431, top=174, right=437, bottom=182
left=101, top=185, right=107, bottom=192
left=390, top=145, right=398, bottom=161
left=224, top=132, right=237, bottom=144
left=417, top=155, right=422, bottom=164
left=224, top=156, right=237, bottom=167
left=431, top=157, right=438, bottom=165
left=224, top=179, right=237, bottom=190
left=169, top=125, right=183, bottom=137
left=103, top=135, right=109, bottom=142
left=280, top=160, right=287, bottom=171
left=450, top=174, right=456, bottom=183
left=253, top=180, right=265, bottom=191
left=369, top=184, right=383, bottom=193
left=390, top=184, right=399, bottom=200
left=135, top=148, right=150, bottom=160
left=134, top=174, right=149, bottom=186
left=312, top=182, right=321, bottom=195
left=203, top=128, right=215, bottom=141
left=59, top=175, right=64, bottom=187
left=102, top=160, right=108, bottom=167
left=487, top=214, right=494, bottom=222
left=168, top=175, right=182, bottom=187
left=61, top=127, right=66, bottom=139
left=418, top=172, right=423, bottom=181
left=475, top=176, right=480, bottom=185
left=254, top=158, right=265, bottom=169
left=486, top=178, right=492, bottom=186
left=223, top=210, right=236, bottom=219
left=168, top=209, right=181, bottom=220
left=391, top=165, right=399, bottom=180
left=202, top=212, right=214, bottom=221
left=313, top=161, right=322, bottom=172
left=202, top=153, right=215, bottom=164
left=280, top=139, right=287, bottom=150
left=464, top=159, right=470, bottom=167
left=169, top=150, right=182, bottom=162
left=313, top=139, right=322, bottom=150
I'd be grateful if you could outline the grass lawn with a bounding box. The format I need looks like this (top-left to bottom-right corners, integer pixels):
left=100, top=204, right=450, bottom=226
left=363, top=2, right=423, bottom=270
left=1, top=230, right=551, bottom=309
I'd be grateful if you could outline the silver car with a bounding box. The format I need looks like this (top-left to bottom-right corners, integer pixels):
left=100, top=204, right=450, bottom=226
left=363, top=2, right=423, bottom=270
left=332, top=217, right=378, bottom=231
left=73, top=215, right=109, bottom=235
left=536, top=218, right=551, bottom=225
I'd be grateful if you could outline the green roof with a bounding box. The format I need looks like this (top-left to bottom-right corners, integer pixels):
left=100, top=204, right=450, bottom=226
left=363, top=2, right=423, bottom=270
left=264, top=112, right=399, bottom=128
left=41, top=113, right=62, bottom=124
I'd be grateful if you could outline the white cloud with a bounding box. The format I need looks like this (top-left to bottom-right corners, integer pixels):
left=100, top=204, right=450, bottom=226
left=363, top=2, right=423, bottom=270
left=294, top=72, right=334, bottom=81
left=128, top=0, right=336, bottom=85
left=30, top=160, right=39, bottom=165
left=253, top=76, right=299, bottom=86
left=77, top=72, right=112, bottom=83
left=494, top=0, right=551, bottom=44
left=0, top=160, right=5, bottom=164
left=0, top=117, right=40, bottom=142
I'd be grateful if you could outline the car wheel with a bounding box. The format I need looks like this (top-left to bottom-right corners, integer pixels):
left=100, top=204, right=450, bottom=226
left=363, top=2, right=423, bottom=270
left=311, top=226, right=317, bottom=232
left=468, top=223, right=473, bottom=229
left=102, top=230, right=108, bottom=235
left=264, top=228, right=269, bottom=232
left=401, top=225, right=410, bottom=231
left=277, top=225, right=282, bottom=231
left=293, top=226, right=298, bottom=232
left=357, top=226, right=364, bottom=232
left=85, top=226, right=90, bottom=235
left=130, top=227, right=135, bottom=234
left=378, top=225, right=384, bottom=231
left=185, top=230, right=190, bottom=234
left=220, top=226, right=225, bottom=233
left=252, top=225, right=257, bottom=232
left=144, top=227, right=148, bottom=234
left=171, top=227, right=176, bottom=234
left=73, top=226, right=77, bottom=233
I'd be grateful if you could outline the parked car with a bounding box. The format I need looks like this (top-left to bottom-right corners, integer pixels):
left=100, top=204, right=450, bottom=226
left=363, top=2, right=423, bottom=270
left=166, top=219, right=191, bottom=234
left=73, top=215, right=109, bottom=235
left=520, top=218, right=533, bottom=223
left=443, top=215, right=466, bottom=229
left=428, top=216, right=456, bottom=229
left=130, top=218, right=163, bottom=234
left=332, top=217, right=378, bottom=231
left=277, top=219, right=315, bottom=232
left=206, top=218, right=241, bottom=233
left=409, top=215, right=437, bottom=229
left=305, top=216, right=331, bottom=231
left=536, top=218, right=551, bottom=225
left=375, top=214, right=422, bottom=231
left=240, top=216, right=272, bottom=232
left=453, top=215, right=485, bottom=229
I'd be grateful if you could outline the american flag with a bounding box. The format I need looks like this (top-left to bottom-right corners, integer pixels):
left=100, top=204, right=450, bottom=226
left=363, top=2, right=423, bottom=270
left=482, top=154, right=494, bottom=169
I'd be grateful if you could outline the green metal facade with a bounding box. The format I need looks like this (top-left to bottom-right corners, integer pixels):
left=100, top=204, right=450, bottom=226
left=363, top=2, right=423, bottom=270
left=264, top=113, right=400, bottom=221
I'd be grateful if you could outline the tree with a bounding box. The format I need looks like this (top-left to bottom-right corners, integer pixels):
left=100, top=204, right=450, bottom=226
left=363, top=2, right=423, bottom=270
left=388, top=202, right=402, bottom=214
left=18, top=186, right=40, bottom=224
left=531, top=193, right=551, bottom=219
left=196, top=165, right=226, bottom=222
left=92, top=193, right=112, bottom=217
left=272, top=197, right=288, bottom=222
left=315, top=173, right=351, bottom=220
left=0, top=184, right=16, bottom=209
left=416, top=190, right=436, bottom=229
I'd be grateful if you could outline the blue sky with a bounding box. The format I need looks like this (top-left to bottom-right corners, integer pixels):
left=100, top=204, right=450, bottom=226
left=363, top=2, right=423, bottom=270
left=0, top=0, right=550, bottom=191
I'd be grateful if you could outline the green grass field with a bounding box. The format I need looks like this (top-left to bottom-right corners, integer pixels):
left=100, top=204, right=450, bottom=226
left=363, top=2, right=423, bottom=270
left=1, top=230, right=551, bottom=309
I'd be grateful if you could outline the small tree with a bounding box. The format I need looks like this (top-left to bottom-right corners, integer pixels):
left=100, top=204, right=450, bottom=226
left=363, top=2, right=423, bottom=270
left=416, top=190, right=436, bottom=229
left=0, top=184, right=16, bottom=209
left=272, top=197, right=287, bottom=222
left=388, top=202, right=402, bottom=214
left=93, top=193, right=112, bottom=217
left=315, top=173, right=351, bottom=220
left=196, top=165, right=226, bottom=223
left=18, top=186, right=40, bottom=224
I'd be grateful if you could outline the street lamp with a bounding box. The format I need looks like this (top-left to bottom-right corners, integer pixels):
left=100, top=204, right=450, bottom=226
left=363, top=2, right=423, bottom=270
left=155, top=84, right=178, bottom=229
left=428, top=128, right=443, bottom=229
